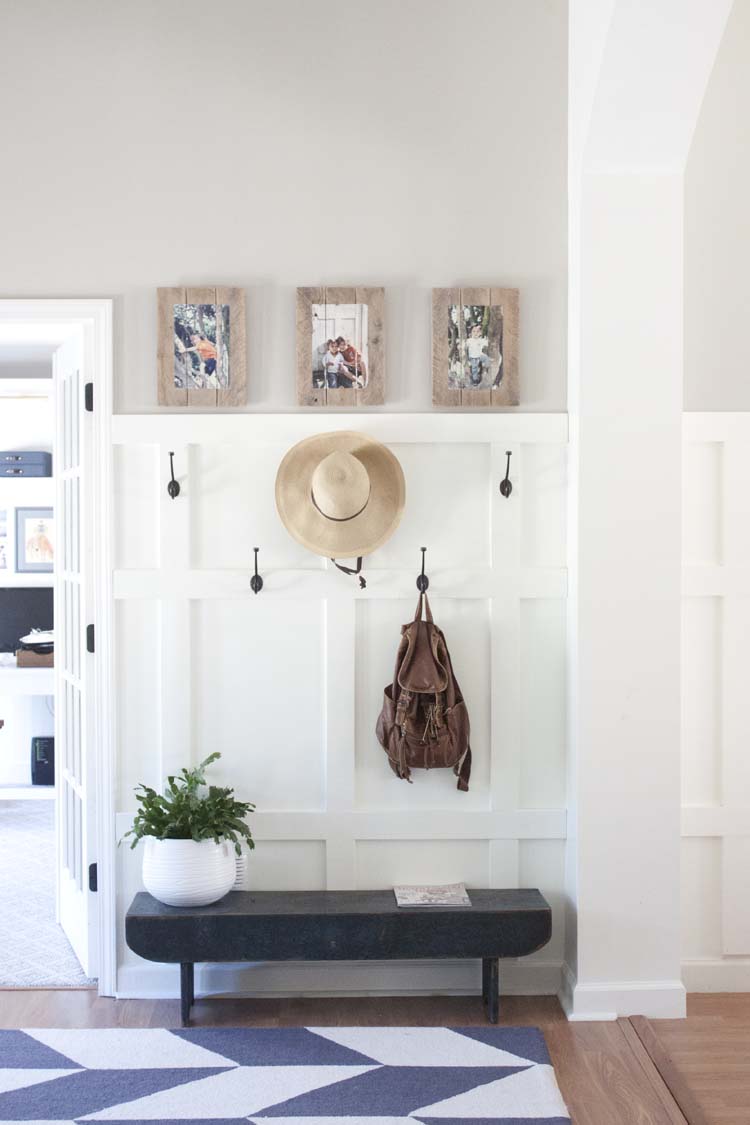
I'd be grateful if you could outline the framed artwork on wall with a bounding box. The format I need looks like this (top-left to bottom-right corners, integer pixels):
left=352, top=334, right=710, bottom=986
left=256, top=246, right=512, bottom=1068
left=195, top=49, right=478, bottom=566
left=296, top=287, right=385, bottom=406
left=15, top=507, right=54, bottom=573
left=157, top=286, right=246, bottom=407
left=432, top=287, right=519, bottom=407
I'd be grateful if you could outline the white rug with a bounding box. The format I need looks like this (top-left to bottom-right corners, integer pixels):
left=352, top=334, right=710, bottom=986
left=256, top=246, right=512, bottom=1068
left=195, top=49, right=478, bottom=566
left=0, top=800, right=94, bottom=987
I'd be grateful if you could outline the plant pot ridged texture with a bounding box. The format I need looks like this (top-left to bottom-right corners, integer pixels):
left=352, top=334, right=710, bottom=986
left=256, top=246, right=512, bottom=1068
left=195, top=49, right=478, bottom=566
left=142, top=837, right=236, bottom=907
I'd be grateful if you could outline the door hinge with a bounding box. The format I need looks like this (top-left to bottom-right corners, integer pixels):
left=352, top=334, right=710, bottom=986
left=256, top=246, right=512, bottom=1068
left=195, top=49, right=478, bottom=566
left=86, top=624, right=95, bottom=653
left=88, top=863, right=98, bottom=892
left=84, top=382, right=94, bottom=412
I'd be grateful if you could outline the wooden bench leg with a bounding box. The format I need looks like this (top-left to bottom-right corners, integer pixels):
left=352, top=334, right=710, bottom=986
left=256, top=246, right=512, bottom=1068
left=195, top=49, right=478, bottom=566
left=482, top=957, right=499, bottom=1024
left=180, top=963, right=194, bottom=1027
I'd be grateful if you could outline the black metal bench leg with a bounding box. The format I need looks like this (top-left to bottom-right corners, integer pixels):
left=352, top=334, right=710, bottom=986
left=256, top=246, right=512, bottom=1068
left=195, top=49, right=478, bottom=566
left=482, top=957, right=499, bottom=1024
left=180, top=963, right=194, bottom=1027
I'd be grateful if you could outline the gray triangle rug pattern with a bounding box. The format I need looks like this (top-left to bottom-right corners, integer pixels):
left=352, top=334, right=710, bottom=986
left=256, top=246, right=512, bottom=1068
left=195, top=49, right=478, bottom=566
left=0, top=1025, right=570, bottom=1122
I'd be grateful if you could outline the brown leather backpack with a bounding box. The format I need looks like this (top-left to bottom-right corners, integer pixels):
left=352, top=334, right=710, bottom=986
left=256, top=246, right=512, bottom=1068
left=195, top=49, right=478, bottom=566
left=375, top=593, right=471, bottom=790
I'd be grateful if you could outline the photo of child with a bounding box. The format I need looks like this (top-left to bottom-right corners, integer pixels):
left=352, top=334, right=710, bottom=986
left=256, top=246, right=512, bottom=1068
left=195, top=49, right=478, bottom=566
left=311, top=304, right=368, bottom=390
left=448, top=304, right=503, bottom=390
left=173, top=303, right=230, bottom=390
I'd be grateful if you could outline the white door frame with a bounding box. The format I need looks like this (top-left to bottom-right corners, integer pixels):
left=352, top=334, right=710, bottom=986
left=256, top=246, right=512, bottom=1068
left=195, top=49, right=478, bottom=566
left=0, top=299, right=115, bottom=996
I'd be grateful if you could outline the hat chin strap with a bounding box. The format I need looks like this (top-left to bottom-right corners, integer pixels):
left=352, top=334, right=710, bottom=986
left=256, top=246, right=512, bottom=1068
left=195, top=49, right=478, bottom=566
left=310, top=488, right=369, bottom=589
left=331, top=557, right=366, bottom=589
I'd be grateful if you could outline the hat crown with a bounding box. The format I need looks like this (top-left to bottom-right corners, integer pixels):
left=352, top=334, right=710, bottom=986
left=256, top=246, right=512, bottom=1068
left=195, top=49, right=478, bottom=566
left=311, top=450, right=370, bottom=521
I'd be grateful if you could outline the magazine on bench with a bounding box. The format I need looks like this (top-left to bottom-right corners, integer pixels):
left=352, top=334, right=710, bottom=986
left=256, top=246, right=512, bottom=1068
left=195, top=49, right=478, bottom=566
left=393, top=883, right=472, bottom=907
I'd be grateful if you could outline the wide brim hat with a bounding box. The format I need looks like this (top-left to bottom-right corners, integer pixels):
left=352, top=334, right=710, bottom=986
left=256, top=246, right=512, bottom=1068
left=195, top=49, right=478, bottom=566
left=275, top=431, right=405, bottom=559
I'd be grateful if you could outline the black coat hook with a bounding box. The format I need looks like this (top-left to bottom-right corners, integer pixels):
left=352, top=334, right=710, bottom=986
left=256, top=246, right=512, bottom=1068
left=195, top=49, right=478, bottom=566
left=416, top=547, right=429, bottom=592
left=167, top=451, right=180, bottom=499
left=250, top=547, right=263, bottom=594
left=499, top=450, right=513, bottom=498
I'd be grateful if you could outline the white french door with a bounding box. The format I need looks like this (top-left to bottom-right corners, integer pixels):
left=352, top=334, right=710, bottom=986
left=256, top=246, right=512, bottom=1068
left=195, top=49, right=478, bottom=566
left=54, top=329, right=97, bottom=978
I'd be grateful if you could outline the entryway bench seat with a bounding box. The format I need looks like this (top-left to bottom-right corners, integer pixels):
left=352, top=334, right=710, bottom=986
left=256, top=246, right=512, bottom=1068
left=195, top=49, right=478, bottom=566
left=125, top=888, right=551, bottom=1027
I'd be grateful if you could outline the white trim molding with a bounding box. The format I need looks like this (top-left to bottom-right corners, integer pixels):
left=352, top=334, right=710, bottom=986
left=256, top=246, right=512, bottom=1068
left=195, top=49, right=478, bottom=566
left=116, top=958, right=564, bottom=1003
left=682, top=959, right=750, bottom=993
left=0, top=299, right=115, bottom=996
left=559, top=962, right=686, bottom=1021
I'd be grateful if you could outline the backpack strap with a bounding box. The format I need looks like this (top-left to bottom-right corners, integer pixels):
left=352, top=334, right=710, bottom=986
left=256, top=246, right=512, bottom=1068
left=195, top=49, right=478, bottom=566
left=413, top=591, right=434, bottom=623
left=331, top=557, right=366, bottom=589
left=455, top=744, right=472, bottom=791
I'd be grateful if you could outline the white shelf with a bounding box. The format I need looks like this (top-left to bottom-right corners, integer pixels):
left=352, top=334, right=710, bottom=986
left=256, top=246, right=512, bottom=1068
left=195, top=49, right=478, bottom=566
left=0, top=666, right=54, bottom=696
left=112, top=411, right=569, bottom=445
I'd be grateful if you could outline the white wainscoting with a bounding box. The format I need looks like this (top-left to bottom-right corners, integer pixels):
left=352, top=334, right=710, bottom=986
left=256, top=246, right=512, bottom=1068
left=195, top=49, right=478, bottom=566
left=682, top=413, right=750, bottom=990
left=112, top=413, right=568, bottom=998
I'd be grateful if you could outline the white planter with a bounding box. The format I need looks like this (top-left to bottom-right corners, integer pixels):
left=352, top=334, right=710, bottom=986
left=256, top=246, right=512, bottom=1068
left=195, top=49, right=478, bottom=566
left=142, top=837, right=236, bottom=907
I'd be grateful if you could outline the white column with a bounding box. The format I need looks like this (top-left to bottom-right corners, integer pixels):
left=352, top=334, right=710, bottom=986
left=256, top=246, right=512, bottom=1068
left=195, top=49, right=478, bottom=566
left=564, top=0, right=732, bottom=1019
left=569, top=172, right=685, bottom=1017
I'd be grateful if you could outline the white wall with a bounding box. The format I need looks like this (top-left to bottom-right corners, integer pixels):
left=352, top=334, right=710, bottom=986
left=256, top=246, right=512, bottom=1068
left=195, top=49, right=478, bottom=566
left=113, top=414, right=569, bottom=998
left=0, top=390, right=53, bottom=453
left=684, top=0, right=750, bottom=410
left=681, top=414, right=750, bottom=989
left=1, top=0, right=567, bottom=414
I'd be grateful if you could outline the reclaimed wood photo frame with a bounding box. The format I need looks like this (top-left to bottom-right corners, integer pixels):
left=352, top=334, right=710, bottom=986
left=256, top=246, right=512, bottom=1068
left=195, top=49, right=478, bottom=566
left=157, top=286, right=246, bottom=407
left=296, top=286, right=385, bottom=406
left=432, top=287, right=519, bottom=407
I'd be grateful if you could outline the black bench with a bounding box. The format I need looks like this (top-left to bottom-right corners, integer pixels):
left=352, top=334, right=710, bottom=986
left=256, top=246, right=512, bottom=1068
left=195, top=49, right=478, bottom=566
left=125, top=888, right=551, bottom=1027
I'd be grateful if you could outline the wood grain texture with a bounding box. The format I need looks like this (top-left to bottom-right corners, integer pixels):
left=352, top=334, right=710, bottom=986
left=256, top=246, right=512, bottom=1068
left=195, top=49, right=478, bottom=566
left=324, top=286, right=356, bottom=408
left=296, top=286, right=385, bottom=407
left=157, top=287, right=187, bottom=406
left=357, top=285, right=385, bottom=405
left=0, top=991, right=693, bottom=1125
left=491, top=286, right=519, bottom=406
left=618, top=1018, right=690, bottom=1125
left=186, top=286, right=218, bottom=409
left=432, top=286, right=520, bottom=409
left=216, top=286, right=247, bottom=408
left=296, top=287, right=324, bottom=406
left=636, top=996, right=750, bottom=1125
left=460, top=286, right=491, bottom=408
left=432, top=287, right=460, bottom=406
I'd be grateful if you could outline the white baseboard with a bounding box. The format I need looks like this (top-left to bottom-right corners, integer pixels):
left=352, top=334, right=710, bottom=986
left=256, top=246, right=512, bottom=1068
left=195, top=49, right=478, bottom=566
left=682, top=958, right=750, bottom=992
left=557, top=963, right=686, bottom=1020
left=115, top=958, right=563, bottom=1001
left=557, top=961, right=577, bottom=1017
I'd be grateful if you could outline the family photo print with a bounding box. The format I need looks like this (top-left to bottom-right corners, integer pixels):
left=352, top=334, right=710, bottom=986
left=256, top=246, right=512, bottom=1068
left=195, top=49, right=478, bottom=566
left=157, top=286, right=246, bottom=407
left=296, top=287, right=385, bottom=405
left=432, top=287, right=519, bottom=406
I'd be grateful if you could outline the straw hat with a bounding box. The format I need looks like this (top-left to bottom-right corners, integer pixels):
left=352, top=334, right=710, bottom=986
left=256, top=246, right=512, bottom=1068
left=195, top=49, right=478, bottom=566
left=275, top=431, right=405, bottom=560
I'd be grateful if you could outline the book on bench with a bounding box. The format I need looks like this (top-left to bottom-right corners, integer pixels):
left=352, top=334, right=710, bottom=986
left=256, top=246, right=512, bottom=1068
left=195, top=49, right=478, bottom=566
left=393, top=882, right=472, bottom=907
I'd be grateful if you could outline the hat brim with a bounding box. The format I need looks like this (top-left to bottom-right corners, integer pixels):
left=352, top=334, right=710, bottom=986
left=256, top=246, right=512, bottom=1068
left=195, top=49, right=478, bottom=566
left=275, top=431, right=406, bottom=558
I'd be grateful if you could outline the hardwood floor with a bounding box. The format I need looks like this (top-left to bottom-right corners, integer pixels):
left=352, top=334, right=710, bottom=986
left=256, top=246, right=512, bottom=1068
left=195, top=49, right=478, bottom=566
left=0, top=988, right=711, bottom=1124
left=641, top=995, right=750, bottom=1125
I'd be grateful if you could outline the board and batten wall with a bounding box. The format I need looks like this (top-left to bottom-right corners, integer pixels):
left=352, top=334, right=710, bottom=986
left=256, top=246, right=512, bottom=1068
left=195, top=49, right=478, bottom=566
left=681, top=1, right=750, bottom=990
left=681, top=413, right=750, bottom=990
left=114, top=414, right=568, bottom=997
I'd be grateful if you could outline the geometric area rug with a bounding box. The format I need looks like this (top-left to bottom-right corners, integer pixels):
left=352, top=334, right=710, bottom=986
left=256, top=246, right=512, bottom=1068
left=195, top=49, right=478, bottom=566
left=0, top=1026, right=571, bottom=1122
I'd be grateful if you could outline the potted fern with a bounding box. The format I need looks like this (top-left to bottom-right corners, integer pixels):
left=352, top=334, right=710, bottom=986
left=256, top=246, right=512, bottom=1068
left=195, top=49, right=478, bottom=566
left=123, top=753, right=255, bottom=907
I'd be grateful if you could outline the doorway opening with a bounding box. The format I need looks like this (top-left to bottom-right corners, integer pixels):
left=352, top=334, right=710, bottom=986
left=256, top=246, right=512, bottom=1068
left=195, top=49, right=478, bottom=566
left=0, top=301, right=114, bottom=995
